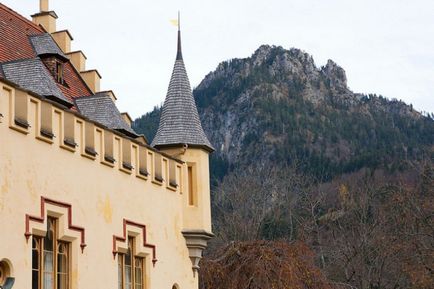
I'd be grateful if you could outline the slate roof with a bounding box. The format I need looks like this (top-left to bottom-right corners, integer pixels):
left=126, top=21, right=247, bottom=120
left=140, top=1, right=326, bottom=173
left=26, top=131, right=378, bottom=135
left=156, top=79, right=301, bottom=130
left=29, top=33, right=67, bottom=60
left=1, top=58, right=72, bottom=107
left=74, top=93, right=138, bottom=137
left=151, top=30, right=214, bottom=151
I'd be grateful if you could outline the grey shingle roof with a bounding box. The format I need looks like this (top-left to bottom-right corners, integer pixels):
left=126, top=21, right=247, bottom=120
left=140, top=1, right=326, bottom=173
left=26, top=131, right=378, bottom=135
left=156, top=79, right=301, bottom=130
left=151, top=55, right=214, bottom=151
left=1, top=58, right=72, bottom=106
left=29, top=33, right=67, bottom=60
left=74, top=93, right=138, bottom=137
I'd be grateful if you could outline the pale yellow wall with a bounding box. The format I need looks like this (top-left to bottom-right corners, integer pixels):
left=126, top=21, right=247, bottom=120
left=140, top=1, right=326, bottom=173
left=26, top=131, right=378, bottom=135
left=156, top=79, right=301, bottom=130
left=0, top=81, right=211, bottom=289
left=160, top=148, right=212, bottom=233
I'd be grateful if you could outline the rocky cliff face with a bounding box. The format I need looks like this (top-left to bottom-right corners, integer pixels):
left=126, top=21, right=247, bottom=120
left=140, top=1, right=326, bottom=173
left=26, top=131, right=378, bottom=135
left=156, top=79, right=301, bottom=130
left=134, top=45, right=434, bottom=180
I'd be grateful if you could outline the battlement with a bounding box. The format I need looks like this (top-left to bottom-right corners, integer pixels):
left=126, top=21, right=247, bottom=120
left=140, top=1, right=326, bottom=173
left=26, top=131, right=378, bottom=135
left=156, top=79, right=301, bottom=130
left=0, top=78, right=184, bottom=194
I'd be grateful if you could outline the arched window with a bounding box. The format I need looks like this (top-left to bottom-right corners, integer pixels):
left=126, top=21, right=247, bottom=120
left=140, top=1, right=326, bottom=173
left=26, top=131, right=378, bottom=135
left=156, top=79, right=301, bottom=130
left=118, top=237, right=145, bottom=289
left=32, top=217, right=70, bottom=289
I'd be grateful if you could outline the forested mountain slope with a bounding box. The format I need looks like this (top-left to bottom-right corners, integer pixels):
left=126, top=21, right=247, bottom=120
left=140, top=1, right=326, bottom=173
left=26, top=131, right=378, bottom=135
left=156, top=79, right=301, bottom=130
left=133, top=45, right=434, bottom=180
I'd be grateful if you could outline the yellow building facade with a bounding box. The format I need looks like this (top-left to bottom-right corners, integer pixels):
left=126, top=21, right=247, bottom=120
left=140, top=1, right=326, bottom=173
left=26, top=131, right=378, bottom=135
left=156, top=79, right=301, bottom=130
left=0, top=1, right=214, bottom=289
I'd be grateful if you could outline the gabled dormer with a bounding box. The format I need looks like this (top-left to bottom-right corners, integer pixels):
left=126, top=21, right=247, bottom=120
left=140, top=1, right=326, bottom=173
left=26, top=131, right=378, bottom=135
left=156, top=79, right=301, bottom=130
left=29, top=33, right=69, bottom=86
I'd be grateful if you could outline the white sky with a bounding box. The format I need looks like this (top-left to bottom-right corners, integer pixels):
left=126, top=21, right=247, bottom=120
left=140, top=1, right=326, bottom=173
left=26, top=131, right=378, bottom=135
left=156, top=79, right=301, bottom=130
left=3, top=0, right=434, bottom=118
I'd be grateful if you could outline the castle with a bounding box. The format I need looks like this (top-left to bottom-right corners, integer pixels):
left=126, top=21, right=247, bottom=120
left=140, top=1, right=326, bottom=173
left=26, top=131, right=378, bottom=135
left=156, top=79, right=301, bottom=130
left=0, top=1, right=214, bottom=288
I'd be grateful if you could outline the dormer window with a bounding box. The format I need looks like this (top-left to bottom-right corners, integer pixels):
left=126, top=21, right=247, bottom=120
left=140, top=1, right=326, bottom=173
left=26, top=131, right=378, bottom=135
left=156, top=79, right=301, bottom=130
left=56, top=61, right=64, bottom=84
left=39, top=56, right=68, bottom=87
left=29, top=33, right=69, bottom=87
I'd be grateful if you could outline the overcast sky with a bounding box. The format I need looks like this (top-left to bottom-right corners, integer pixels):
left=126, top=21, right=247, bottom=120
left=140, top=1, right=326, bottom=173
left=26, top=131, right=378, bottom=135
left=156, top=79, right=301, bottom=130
left=4, top=0, right=434, bottom=118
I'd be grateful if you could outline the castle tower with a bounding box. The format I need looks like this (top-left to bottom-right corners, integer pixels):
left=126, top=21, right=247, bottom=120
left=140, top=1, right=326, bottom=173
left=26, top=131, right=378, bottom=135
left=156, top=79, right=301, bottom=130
left=151, top=17, right=214, bottom=274
left=151, top=21, right=213, bottom=152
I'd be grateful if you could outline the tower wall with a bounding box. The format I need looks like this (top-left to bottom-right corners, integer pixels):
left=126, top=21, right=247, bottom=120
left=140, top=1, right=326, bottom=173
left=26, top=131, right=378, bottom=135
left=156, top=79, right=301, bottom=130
left=159, top=147, right=212, bottom=233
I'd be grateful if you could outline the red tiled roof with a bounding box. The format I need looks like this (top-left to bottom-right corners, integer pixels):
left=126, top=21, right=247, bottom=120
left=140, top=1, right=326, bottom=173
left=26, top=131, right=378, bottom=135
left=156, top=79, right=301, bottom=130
left=0, top=3, right=92, bottom=103
left=59, top=62, right=92, bottom=101
left=0, top=4, right=42, bottom=62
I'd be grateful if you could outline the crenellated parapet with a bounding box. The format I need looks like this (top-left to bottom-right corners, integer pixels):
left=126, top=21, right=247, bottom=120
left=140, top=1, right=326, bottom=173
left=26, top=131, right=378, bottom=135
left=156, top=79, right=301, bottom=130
left=0, top=78, right=183, bottom=193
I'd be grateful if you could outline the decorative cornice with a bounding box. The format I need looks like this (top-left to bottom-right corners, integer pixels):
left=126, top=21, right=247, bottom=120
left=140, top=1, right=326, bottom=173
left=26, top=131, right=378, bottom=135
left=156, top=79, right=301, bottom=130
left=24, top=196, right=87, bottom=252
left=112, top=219, right=158, bottom=266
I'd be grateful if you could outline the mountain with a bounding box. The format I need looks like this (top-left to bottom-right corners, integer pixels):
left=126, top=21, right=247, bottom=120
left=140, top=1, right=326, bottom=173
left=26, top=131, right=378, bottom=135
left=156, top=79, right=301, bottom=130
left=133, top=45, right=434, bottom=181
left=134, top=45, right=434, bottom=289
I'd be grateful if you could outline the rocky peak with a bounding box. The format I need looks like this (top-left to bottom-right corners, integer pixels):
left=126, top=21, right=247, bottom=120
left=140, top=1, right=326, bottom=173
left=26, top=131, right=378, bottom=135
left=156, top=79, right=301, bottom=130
left=251, top=45, right=275, bottom=66
left=321, top=59, right=347, bottom=91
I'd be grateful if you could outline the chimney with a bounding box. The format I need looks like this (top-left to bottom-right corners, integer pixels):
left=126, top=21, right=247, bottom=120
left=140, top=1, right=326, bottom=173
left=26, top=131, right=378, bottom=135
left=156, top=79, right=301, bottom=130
left=51, top=30, right=73, bottom=53
left=66, top=51, right=87, bottom=72
left=32, top=0, right=57, bottom=33
left=40, top=0, right=49, bottom=12
left=80, top=70, right=102, bottom=93
left=121, top=113, right=133, bottom=127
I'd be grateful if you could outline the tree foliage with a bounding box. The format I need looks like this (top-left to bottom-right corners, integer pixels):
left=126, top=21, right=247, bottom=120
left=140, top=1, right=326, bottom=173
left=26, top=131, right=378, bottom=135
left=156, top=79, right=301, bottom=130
left=200, top=241, right=335, bottom=289
left=207, top=162, right=434, bottom=289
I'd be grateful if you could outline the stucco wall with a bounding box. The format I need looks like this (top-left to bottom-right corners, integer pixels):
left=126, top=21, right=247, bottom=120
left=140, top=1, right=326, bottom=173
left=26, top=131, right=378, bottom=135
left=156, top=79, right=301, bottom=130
left=0, top=80, right=211, bottom=289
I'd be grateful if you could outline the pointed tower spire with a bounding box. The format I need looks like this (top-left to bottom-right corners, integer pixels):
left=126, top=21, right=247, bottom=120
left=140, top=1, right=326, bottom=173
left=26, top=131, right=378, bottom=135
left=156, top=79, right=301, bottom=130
left=176, top=11, right=183, bottom=60
left=151, top=17, right=214, bottom=152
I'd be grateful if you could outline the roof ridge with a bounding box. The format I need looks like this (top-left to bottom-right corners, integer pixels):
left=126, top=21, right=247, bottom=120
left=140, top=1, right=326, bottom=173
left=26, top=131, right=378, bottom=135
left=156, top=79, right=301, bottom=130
left=0, top=3, right=44, bottom=33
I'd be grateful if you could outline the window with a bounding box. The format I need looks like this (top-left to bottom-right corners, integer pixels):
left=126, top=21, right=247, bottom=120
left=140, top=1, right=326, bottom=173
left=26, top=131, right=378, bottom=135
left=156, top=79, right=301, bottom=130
left=32, top=218, right=70, bottom=289
left=187, top=165, right=196, bottom=206
left=118, top=237, right=145, bottom=289
left=56, top=62, right=64, bottom=84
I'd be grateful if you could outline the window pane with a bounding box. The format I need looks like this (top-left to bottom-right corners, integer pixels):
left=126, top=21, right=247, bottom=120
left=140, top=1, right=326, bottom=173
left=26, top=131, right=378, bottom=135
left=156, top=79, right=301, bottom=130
left=44, top=252, right=53, bottom=273
left=32, top=270, right=39, bottom=289
left=126, top=237, right=133, bottom=289
left=135, top=258, right=143, bottom=288
left=57, top=242, right=69, bottom=289
left=57, top=245, right=67, bottom=273
left=57, top=259, right=67, bottom=289
left=125, top=266, right=132, bottom=289
left=44, top=220, right=54, bottom=252
left=43, top=271, right=53, bottom=289
left=118, top=255, right=123, bottom=289
left=32, top=238, right=40, bottom=289
left=57, top=274, right=67, bottom=289
left=32, top=238, right=40, bottom=270
left=44, top=218, right=55, bottom=289
left=44, top=251, right=54, bottom=289
left=125, top=247, right=132, bottom=266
